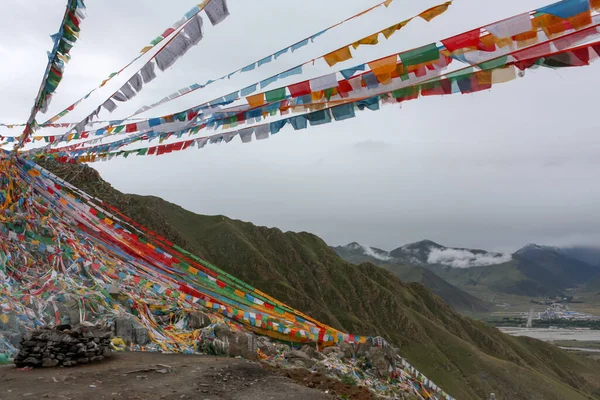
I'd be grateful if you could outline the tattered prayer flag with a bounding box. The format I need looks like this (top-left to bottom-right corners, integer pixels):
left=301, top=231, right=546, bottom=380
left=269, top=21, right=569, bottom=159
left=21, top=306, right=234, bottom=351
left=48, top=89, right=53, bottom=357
left=419, top=1, right=452, bottom=22
left=352, top=33, right=379, bottom=49
left=400, top=43, right=440, bottom=67
left=265, top=88, right=286, bottom=103
left=324, top=47, right=353, bottom=67
left=247, top=93, right=265, bottom=108
left=441, top=29, right=481, bottom=52
left=381, top=20, right=410, bottom=39
left=288, top=81, right=311, bottom=98
left=204, top=0, right=230, bottom=26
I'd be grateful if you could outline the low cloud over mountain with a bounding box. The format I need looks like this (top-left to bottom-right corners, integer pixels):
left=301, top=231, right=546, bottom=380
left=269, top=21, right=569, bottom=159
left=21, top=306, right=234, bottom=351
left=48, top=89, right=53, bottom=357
left=427, top=248, right=512, bottom=268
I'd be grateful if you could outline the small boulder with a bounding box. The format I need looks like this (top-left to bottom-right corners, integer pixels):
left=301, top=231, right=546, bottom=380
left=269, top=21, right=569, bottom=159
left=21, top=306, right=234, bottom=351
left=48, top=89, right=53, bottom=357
left=188, top=312, right=212, bottom=329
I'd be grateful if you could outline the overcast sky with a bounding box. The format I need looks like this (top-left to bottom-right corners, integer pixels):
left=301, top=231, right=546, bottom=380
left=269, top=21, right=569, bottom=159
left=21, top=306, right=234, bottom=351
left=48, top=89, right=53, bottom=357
left=2, top=0, right=600, bottom=253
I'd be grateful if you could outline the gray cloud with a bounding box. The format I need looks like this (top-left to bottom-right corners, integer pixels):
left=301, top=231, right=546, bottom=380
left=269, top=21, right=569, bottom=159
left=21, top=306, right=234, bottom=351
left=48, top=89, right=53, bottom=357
left=2, top=0, right=600, bottom=253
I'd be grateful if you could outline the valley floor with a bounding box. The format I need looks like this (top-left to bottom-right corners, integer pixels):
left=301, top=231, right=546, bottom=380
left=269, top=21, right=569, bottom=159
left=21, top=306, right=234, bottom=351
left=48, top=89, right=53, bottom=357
left=0, top=352, right=368, bottom=400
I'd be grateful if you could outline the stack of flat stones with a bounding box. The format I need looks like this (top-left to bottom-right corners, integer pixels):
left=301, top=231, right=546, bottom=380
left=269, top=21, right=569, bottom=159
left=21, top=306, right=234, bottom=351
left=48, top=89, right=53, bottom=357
left=14, top=324, right=112, bottom=368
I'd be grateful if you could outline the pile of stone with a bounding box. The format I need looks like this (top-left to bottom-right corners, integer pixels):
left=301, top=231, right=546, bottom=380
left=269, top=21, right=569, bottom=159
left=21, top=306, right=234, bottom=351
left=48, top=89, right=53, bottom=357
left=14, top=324, right=112, bottom=368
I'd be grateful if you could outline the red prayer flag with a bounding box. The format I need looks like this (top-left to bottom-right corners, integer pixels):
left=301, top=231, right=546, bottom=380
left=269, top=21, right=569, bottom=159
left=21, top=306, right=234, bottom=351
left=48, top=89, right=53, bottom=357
left=161, top=28, right=175, bottom=38
left=441, top=29, right=481, bottom=52
left=421, top=79, right=452, bottom=96
left=288, top=81, right=312, bottom=98
left=125, top=123, right=138, bottom=133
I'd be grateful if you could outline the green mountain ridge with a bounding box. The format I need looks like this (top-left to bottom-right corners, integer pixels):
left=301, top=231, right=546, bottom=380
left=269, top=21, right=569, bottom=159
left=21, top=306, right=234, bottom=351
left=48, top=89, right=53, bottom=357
left=335, top=241, right=600, bottom=298
left=39, top=159, right=600, bottom=400
left=332, top=243, right=492, bottom=313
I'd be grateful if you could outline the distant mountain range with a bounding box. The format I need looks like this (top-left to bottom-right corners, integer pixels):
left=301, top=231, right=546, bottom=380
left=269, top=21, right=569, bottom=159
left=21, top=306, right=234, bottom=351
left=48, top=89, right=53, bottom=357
left=333, top=240, right=600, bottom=299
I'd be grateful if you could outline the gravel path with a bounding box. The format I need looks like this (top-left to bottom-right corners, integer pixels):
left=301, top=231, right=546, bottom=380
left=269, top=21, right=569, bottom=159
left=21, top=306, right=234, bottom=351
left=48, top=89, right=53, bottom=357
left=0, top=352, right=336, bottom=400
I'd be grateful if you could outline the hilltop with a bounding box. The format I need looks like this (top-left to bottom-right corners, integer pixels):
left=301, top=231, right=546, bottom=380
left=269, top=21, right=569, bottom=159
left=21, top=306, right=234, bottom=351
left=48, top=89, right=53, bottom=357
left=38, top=159, right=600, bottom=400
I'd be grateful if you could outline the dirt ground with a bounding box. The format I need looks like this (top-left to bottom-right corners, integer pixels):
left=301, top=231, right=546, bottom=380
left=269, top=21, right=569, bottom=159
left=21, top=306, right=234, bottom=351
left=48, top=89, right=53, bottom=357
left=0, top=352, right=374, bottom=400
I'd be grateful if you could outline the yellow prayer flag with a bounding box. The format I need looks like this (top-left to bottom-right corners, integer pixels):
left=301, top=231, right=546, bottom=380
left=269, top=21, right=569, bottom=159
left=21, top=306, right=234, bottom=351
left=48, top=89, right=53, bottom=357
left=419, top=1, right=452, bottom=22
left=381, top=19, right=411, bottom=40
left=246, top=93, right=265, bottom=108
left=384, top=0, right=393, bottom=7
left=491, top=35, right=513, bottom=48
left=312, top=91, right=324, bottom=102
left=0, top=314, right=8, bottom=324
left=140, top=46, right=154, bottom=54
left=234, top=289, right=245, bottom=298
left=323, top=46, right=353, bottom=67
left=352, top=33, right=380, bottom=49
left=188, top=267, right=198, bottom=275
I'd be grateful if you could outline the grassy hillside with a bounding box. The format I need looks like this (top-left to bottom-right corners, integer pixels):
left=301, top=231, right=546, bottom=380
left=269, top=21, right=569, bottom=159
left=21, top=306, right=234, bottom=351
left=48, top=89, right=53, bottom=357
left=380, top=264, right=492, bottom=313
left=427, top=258, right=566, bottom=298
left=332, top=244, right=492, bottom=313
left=38, top=159, right=600, bottom=400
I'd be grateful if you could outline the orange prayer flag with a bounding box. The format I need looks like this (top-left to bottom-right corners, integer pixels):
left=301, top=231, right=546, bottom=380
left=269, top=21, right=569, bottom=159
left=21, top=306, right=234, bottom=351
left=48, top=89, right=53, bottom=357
left=384, top=0, right=393, bottom=6
left=352, top=33, right=380, bottom=49
left=592, top=0, right=600, bottom=11
left=323, top=46, right=353, bottom=67
left=475, top=70, right=492, bottom=85
left=513, top=30, right=537, bottom=48
left=534, top=14, right=567, bottom=37
left=368, top=55, right=398, bottom=77
left=419, top=1, right=452, bottom=22
left=568, top=11, right=592, bottom=30
left=246, top=93, right=265, bottom=108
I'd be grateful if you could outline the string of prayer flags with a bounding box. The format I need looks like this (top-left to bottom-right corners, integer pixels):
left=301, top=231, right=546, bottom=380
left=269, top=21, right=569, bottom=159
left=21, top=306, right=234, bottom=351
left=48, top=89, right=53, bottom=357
left=58, top=2, right=229, bottom=143
left=13, top=0, right=86, bottom=151
left=80, top=0, right=454, bottom=133
left=43, top=35, right=600, bottom=163
left=25, top=0, right=599, bottom=153
left=38, top=2, right=217, bottom=128
left=322, top=2, right=454, bottom=67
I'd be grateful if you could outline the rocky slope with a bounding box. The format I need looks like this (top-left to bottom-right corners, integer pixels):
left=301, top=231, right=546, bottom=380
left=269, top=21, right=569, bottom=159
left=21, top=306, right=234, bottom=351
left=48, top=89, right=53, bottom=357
left=38, top=159, right=600, bottom=400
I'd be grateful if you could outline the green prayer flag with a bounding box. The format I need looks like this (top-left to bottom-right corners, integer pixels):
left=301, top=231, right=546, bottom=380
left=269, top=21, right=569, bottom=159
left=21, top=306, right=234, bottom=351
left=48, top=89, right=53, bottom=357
left=478, top=57, right=508, bottom=71
left=400, top=43, right=440, bottom=67
left=392, top=86, right=418, bottom=98
left=446, top=67, right=474, bottom=81
left=265, top=87, right=286, bottom=103
left=114, top=126, right=125, bottom=133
